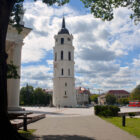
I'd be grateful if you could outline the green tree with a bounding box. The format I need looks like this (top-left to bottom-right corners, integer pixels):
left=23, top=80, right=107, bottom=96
left=20, top=86, right=52, bottom=106
left=90, top=94, right=99, bottom=104
left=20, top=84, right=34, bottom=105
left=106, top=94, right=117, bottom=105
left=34, top=88, right=45, bottom=105
left=81, top=0, right=140, bottom=24
left=130, top=84, right=140, bottom=100
left=117, top=98, right=129, bottom=105
left=33, top=87, right=52, bottom=106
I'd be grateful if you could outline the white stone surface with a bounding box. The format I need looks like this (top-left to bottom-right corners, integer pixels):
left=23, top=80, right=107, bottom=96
left=6, top=25, right=31, bottom=111
left=23, top=106, right=94, bottom=117
left=53, top=19, right=77, bottom=107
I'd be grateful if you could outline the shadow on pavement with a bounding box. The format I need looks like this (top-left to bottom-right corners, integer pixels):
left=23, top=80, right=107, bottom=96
left=34, top=135, right=96, bottom=140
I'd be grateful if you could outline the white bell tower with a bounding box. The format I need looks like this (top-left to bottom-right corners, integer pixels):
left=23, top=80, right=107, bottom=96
left=53, top=17, right=77, bottom=107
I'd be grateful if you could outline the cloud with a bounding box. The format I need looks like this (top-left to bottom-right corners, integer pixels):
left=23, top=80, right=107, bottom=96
left=21, top=1, right=140, bottom=92
left=21, top=65, right=53, bottom=88
left=78, top=45, right=116, bottom=61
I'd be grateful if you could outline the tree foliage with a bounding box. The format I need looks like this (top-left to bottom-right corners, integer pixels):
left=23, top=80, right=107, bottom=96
left=130, top=84, right=140, bottom=100
left=20, top=85, right=52, bottom=106
left=105, top=94, right=117, bottom=105
left=10, top=0, right=70, bottom=33
left=81, top=0, right=140, bottom=24
left=90, top=94, right=99, bottom=104
left=7, top=62, right=20, bottom=79
left=117, top=98, right=129, bottom=105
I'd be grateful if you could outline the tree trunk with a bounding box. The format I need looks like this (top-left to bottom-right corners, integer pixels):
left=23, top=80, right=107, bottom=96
left=0, top=1, right=27, bottom=139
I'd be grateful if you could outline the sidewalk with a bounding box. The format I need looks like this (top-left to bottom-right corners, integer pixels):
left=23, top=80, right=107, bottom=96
left=28, top=114, right=139, bottom=140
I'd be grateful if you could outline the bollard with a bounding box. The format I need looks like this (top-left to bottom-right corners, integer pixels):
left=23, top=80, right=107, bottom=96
left=122, top=115, right=126, bottom=127
left=23, top=114, right=27, bottom=131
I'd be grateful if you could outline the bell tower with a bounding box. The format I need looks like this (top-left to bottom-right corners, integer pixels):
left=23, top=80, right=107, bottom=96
left=53, top=17, right=77, bottom=107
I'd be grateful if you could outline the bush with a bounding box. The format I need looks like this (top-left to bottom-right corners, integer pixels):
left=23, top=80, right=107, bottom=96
left=128, top=112, right=135, bottom=118
left=94, top=105, right=120, bottom=117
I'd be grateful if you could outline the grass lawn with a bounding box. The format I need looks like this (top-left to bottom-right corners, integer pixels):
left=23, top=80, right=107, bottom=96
left=102, top=117, right=140, bottom=139
left=18, top=129, right=36, bottom=139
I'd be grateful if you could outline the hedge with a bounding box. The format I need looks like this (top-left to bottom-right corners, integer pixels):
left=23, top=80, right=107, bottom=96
left=94, top=105, right=120, bottom=117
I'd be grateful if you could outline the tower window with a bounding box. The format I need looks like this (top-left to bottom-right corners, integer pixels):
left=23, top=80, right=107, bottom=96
left=55, top=52, right=57, bottom=61
left=65, top=82, right=67, bottom=87
left=61, top=38, right=64, bottom=44
left=68, top=51, right=71, bottom=60
left=68, top=38, right=71, bottom=41
left=61, top=68, right=64, bottom=75
left=61, top=51, right=63, bottom=60
left=65, top=91, right=67, bottom=95
left=68, top=69, right=70, bottom=76
left=56, top=38, right=58, bottom=42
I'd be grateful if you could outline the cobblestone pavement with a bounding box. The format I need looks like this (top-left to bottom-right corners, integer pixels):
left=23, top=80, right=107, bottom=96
left=24, top=107, right=140, bottom=140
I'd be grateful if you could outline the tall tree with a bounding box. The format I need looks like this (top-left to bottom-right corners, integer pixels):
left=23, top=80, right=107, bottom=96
left=130, top=84, right=140, bottom=100
left=106, top=94, right=117, bottom=105
left=20, top=84, right=34, bottom=105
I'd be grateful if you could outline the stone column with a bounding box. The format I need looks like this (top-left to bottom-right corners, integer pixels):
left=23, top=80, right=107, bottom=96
left=6, top=25, right=31, bottom=111
left=7, top=41, right=23, bottom=111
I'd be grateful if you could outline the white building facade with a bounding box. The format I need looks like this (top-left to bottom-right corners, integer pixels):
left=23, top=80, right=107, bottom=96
left=53, top=17, right=77, bottom=107
left=76, top=87, right=90, bottom=105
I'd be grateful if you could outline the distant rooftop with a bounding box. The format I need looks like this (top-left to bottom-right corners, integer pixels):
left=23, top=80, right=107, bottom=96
left=108, top=90, right=129, bottom=95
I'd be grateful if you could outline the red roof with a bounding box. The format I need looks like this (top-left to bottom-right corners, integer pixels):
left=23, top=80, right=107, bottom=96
left=76, top=87, right=90, bottom=95
left=108, top=90, right=129, bottom=95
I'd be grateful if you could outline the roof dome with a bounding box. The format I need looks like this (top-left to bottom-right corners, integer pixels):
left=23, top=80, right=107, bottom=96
left=58, top=17, right=69, bottom=35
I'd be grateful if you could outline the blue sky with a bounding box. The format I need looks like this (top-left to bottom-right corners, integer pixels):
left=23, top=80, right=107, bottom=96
left=21, top=0, right=140, bottom=93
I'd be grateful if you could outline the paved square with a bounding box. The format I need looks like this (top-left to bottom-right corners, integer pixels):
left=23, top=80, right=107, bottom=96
left=23, top=107, right=140, bottom=140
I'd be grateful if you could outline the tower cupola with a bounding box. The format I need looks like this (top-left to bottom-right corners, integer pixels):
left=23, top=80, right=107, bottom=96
left=58, top=17, right=69, bottom=35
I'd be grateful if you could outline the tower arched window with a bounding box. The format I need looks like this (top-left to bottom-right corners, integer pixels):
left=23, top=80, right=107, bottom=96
left=61, top=38, right=64, bottom=44
left=65, top=91, right=67, bottom=95
left=68, top=51, right=71, bottom=61
left=61, top=68, right=64, bottom=75
left=61, top=51, right=63, bottom=60
left=55, top=52, right=57, bottom=61
left=68, top=69, right=70, bottom=76
left=65, top=82, right=67, bottom=87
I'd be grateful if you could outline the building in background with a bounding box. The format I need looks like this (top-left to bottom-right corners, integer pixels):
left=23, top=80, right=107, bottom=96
left=98, top=90, right=130, bottom=105
left=107, top=90, right=130, bottom=99
left=76, top=87, right=90, bottom=105
left=44, top=89, right=53, bottom=95
left=98, top=94, right=106, bottom=105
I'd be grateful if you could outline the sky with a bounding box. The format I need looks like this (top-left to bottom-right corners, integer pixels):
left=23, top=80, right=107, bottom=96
left=21, top=0, right=140, bottom=93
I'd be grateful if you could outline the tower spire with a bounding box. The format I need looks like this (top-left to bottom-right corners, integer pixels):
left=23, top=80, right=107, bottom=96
left=62, top=16, right=65, bottom=29
left=58, top=17, right=69, bottom=34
